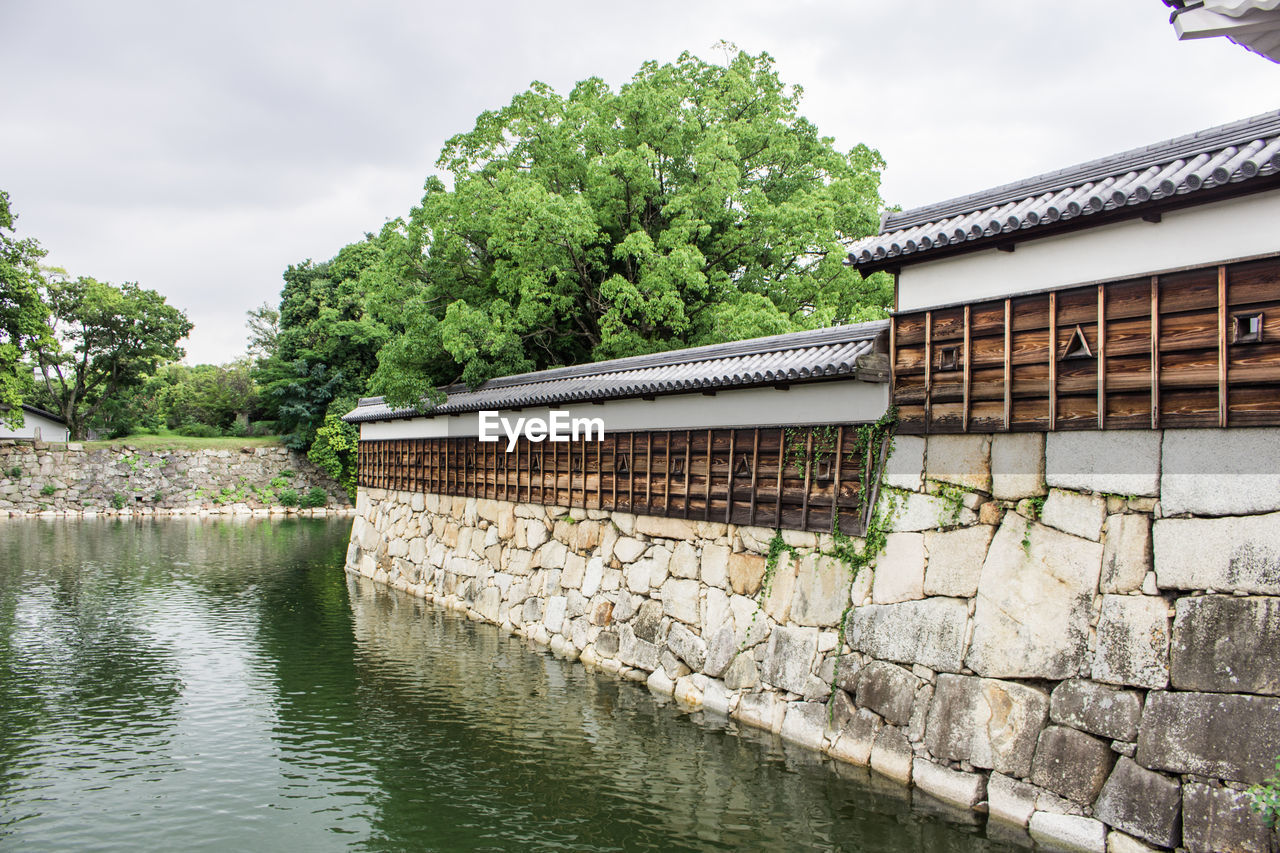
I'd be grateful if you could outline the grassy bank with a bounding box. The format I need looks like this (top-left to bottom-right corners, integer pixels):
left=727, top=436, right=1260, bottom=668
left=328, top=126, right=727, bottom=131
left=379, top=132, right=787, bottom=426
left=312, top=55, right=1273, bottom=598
left=81, top=432, right=287, bottom=452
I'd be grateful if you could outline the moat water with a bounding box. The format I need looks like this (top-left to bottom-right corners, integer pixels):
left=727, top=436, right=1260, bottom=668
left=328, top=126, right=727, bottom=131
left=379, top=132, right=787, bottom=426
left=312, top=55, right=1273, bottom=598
left=0, top=518, right=1027, bottom=851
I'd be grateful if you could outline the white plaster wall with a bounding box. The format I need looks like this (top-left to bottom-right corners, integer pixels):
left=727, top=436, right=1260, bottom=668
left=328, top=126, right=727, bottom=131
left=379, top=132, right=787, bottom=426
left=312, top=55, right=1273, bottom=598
left=0, top=411, right=69, bottom=442
left=897, top=189, right=1280, bottom=312
left=360, top=380, right=889, bottom=441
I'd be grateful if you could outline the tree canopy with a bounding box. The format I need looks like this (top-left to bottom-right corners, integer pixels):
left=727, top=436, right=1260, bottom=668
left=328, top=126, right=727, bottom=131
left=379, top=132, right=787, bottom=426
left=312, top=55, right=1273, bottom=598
left=34, top=276, right=192, bottom=439
left=0, top=190, right=51, bottom=426
left=367, top=48, right=890, bottom=407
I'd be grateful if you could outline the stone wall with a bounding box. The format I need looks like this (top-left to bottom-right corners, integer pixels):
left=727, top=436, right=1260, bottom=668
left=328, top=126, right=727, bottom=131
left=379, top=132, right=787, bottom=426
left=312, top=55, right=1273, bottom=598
left=346, top=427, right=1280, bottom=853
left=0, top=440, right=351, bottom=515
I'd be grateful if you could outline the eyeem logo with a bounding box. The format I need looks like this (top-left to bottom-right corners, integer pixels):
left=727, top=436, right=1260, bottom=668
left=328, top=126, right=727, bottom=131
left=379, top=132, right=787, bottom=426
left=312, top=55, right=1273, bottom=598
left=478, top=410, right=605, bottom=451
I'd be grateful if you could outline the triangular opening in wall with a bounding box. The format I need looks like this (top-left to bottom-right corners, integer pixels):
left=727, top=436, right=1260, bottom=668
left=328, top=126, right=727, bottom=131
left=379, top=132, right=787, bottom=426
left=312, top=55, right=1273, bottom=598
left=1060, top=325, right=1093, bottom=361
left=733, top=454, right=752, bottom=478
left=669, top=456, right=684, bottom=476
left=615, top=453, right=630, bottom=474
left=529, top=454, right=541, bottom=473
left=571, top=454, right=583, bottom=473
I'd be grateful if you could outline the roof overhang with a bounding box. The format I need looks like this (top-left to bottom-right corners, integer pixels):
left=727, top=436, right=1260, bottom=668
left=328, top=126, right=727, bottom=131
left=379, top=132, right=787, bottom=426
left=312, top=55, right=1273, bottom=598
left=1171, top=0, right=1280, bottom=62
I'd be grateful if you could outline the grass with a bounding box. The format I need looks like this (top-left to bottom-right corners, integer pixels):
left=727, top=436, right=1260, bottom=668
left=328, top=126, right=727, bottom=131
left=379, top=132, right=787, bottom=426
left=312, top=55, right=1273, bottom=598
left=81, top=430, right=286, bottom=451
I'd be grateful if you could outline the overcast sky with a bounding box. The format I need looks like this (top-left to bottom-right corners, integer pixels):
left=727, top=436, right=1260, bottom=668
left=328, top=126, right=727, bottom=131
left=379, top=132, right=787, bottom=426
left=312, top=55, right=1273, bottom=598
left=3, top=1, right=1278, bottom=364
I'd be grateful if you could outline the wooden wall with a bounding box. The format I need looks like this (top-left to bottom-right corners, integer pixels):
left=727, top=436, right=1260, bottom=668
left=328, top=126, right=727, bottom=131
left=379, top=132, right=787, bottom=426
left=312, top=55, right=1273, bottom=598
left=891, top=255, right=1280, bottom=433
left=358, top=425, right=890, bottom=535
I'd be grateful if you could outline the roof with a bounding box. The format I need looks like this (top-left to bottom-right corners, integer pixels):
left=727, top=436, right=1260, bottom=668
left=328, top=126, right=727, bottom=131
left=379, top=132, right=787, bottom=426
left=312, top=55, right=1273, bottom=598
left=1170, top=0, right=1280, bottom=63
left=847, top=109, right=1280, bottom=273
left=0, top=404, right=66, bottom=425
left=344, top=320, right=890, bottom=424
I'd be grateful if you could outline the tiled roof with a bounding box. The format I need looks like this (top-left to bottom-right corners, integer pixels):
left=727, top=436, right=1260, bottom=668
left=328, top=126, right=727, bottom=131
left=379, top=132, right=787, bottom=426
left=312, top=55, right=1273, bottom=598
left=847, top=109, right=1280, bottom=271
left=344, top=320, right=889, bottom=423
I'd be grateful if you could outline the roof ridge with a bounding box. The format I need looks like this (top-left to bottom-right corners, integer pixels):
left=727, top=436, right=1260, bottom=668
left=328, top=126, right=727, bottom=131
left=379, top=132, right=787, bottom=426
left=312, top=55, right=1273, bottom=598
left=883, top=108, right=1280, bottom=232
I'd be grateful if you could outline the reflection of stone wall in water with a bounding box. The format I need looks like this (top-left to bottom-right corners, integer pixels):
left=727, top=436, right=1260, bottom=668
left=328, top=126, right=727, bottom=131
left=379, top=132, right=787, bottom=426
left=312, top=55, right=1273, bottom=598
left=347, top=427, right=1280, bottom=853
left=0, top=441, right=350, bottom=515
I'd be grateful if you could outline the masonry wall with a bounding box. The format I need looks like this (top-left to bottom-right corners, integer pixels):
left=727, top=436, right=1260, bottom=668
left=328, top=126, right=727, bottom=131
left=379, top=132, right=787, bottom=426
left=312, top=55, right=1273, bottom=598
left=346, top=427, right=1280, bottom=853
left=0, top=440, right=351, bottom=515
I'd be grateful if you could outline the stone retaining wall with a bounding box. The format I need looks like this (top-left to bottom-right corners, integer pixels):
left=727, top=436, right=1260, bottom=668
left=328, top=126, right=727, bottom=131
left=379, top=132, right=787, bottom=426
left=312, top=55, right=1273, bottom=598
left=0, top=440, right=351, bottom=515
left=346, top=427, right=1280, bottom=853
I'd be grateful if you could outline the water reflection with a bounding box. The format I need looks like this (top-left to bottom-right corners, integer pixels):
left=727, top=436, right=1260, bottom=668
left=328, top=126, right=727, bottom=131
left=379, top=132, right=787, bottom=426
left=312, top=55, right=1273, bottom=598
left=0, top=519, right=1027, bottom=852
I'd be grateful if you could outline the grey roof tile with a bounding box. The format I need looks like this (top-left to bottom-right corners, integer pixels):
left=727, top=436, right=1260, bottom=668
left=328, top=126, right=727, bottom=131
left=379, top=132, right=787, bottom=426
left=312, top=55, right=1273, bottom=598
left=344, top=320, right=889, bottom=424
left=848, top=109, right=1280, bottom=269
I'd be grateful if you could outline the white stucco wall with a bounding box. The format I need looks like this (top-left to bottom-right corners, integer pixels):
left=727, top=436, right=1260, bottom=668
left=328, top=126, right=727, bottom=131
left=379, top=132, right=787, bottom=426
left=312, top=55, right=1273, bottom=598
left=359, top=379, right=890, bottom=441
left=0, top=410, right=69, bottom=442
left=897, top=188, right=1280, bottom=312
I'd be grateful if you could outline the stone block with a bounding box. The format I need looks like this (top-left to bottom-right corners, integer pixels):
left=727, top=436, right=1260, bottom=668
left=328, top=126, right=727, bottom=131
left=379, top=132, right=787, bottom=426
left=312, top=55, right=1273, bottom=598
left=1171, top=594, right=1280, bottom=695
left=634, top=515, right=698, bottom=541
left=925, top=674, right=1049, bottom=777
left=618, top=625, right=660, bottom=671
left=594, top=630, right=619, bottom=658
left=872, top=532, right=926, bottom=604
left=888, top=490, right=977, bottom=533
left=988, top=772, right=1038, bottom=827
left=1045, top=430, right=1161, bottom=497
left=581, top=556, right=604, bottom=597
left=666, top=622, right=707, bottom=672
left=790, top=554, right=847, bottom=627
left=561, top=553, right=587, bottom=589
left=613, top=536, right=647, bottom=564
left=991, top=432, right=1046, bottom=501
left=633, top=599, right=664, bottom=642
left=1105, top=831, right=1157, bottom=853
left=1100, top=514, right=1151, bottom=594
left=1041, top=489, right=1107, bottom=541
left=869, top=726, right=913, bottom=784
left=1049, top=680, right=1143, bottom=742
left=1028, top=812, right=1107, bottom=853
left=1092, top=595, right=1169, bottom=690
left=660, top=577, right=700, bottom=625
left=780, top=701, right=828, bottom=751
left=760, top=625, right=818, bottom=695
left=883, top=435, right=925, bottom=491
left=734, top=691, right=785, bottom=733
left=845, top=597, right=968, bottom=673
left=967, top=514, right=1102, bottom=679
left=1030, top=725, right=1116, bottom=805
left=722, top=652, right=759, bottom=690
left=1162, top=427, right=1280, bottom=517
left=475, top=586, right=502, bottom=622
left=922, top=525, right=994, bottom=598
left=1183, top=781, right=1274, bottom=853
left=925, top=434, right=991, bottom=493
left=828, top=707, right=882, bottom=766
left=1153, top=513, right=1280, bottom=594
left=1092, top=757, right=1181, bottom=849
left=855, top=660, right=920, bottom=726
left=700, top=543, right=729, bottom=588
left=1137, top=690, right=1280, bottom=784
left=912, top=759, right=986, bottom=811
left=543, top=595, right=567, bottom=633
left=668, top=541, right=699, bottom=579
left=702, top=625, right=735, bottom=677
left=728, top=552, right=766, bottom=596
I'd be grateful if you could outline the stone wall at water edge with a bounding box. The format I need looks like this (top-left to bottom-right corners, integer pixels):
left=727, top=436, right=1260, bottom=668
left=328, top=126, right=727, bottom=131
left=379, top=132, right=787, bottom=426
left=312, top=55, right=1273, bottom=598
left=0, top=440, right=351, bottom=516
left=347, top=427, right=1280, bottom=853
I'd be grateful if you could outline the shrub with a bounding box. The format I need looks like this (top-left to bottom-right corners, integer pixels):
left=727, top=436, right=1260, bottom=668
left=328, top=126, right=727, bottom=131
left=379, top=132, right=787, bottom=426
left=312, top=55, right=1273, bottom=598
left=278, top=488, right=299, bottom=507
left=6, top=466, right=21, bottom=479
left=1250, top=755, right=1280, bottom=826
left=152, top=491, right=164, bottom=503
left=40, top=483, right=56, bottom=496
left=300, top=486, right=327, bottom=508
left=111, top=493, right=127, bottom=509
left=176, top=421, right=223, bottom=438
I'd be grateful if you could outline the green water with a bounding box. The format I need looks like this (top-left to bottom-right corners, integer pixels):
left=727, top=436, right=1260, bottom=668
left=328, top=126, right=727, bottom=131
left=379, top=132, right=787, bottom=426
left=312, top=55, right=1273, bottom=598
left=0, top=518, right=1026, bottom=851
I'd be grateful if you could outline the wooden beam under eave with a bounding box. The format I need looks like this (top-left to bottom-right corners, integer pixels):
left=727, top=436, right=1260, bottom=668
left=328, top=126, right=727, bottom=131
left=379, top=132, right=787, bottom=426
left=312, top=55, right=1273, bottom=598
left=1097, top=284, right=1107, bottom=431
left=962, top=305, right=971, bottom=432
left=1151, top=276, right=1161, bottom=429
left=1049, top=291, right=1058, bottom=431
left=924, top=311, right=933, bottom=433
left=1218, top=265, right=1229, bottom=428
left=1003, top=299, right=1012, bottom=430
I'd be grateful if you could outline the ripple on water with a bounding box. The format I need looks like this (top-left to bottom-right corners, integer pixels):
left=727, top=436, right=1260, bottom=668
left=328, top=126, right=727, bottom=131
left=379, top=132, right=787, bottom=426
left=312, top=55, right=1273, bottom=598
left=0, top=518, right=1028, bottom=852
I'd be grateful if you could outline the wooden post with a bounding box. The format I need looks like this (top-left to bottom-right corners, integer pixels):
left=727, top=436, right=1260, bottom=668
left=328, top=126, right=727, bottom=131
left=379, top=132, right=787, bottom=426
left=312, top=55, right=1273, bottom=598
left=1049, top=291, right=1057, bottom=431
left=645, top=432, right=653, bottom=513
left=725, top=429, right=737, bottom=523
left=1097, top=284, right=1107, bottom=430
left=748, top=428, right=760, bottom=528
left=799, top=429, right=814, bottom=530
left=923, top=310, right=933, bottom=432
left=682, top=430, right=692, bottom=519
left=774, top=428, right=785, bottom=528
left=888, top=316, right=897, bottom=406
left=830, top=425, right=844, bottom=534
left=662, top=431, right=671, bottom=514
left=628, top=432, right=636, bottom=512
left=609, top=436, right=618, bottom=511
left=1218, top=265, right=1229, bottom=427
left=703, top=429, right=713, bottom=521
left=595, top=438, right=602, bottom=510
left=1003, top=298, right=1013, bottom=430
left=962, top=305, right=971, bottom=432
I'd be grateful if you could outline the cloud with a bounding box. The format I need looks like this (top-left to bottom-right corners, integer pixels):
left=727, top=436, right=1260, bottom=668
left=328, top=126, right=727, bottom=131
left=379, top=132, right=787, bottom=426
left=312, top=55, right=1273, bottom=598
left=2, top=0, right=1277, bottom=364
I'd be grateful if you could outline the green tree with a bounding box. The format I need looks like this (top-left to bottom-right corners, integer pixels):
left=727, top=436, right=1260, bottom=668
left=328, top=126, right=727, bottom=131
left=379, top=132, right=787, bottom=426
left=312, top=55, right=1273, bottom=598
left=369, top=47, right=890, bottom=406
left=33, top=276, right=193, bottom=439
left=0, top=190, right=51, bottom=426
left=308, top=410, right=359, bottom=501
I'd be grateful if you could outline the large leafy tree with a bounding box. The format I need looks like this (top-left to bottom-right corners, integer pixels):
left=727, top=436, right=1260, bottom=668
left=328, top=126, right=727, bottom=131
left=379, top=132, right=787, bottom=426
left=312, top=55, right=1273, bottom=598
left=0, top=190, right=52, bottom=427
left=369, top=48, right=890, bottom=407
left=33, top=276, right=193, bottom=439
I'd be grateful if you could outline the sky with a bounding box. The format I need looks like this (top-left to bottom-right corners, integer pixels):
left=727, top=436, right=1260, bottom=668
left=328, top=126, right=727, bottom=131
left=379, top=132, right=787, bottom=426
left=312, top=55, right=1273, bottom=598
left=3, top=1, right=1278, bottom=365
